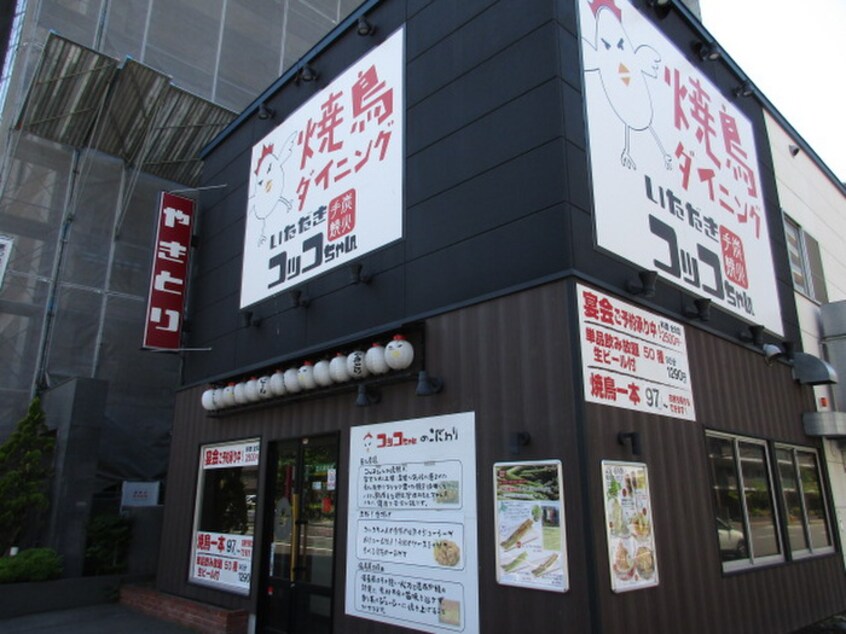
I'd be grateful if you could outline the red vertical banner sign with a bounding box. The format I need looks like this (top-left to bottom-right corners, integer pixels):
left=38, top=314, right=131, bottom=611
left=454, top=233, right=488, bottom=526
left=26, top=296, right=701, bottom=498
left=143, top=192, right=194, bottom=349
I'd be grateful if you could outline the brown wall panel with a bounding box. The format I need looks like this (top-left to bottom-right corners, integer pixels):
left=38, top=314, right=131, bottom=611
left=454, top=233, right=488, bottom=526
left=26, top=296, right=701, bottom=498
left=584, top=307, right=844, bottom=634
left=160, top=278, right=845, bottom=632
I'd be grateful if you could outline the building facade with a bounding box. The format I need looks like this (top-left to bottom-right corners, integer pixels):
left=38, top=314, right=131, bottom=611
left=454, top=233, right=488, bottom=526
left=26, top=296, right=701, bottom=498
left=155, top=1, right=846, bottom=633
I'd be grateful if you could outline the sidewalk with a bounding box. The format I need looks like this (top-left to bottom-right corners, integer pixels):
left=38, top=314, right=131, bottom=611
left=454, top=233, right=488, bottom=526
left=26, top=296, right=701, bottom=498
left=0, top=603, right=196, bottom=634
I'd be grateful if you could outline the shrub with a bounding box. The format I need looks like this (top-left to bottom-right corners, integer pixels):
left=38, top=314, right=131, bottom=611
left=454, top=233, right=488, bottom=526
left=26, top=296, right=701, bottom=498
left=84, top=514, right=132, bottom=575
left=0, top=548, right=63, bottom=583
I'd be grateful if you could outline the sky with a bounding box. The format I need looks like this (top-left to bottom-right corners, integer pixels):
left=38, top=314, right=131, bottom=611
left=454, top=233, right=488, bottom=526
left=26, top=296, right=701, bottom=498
left=699, top=0, right=846, bottom=184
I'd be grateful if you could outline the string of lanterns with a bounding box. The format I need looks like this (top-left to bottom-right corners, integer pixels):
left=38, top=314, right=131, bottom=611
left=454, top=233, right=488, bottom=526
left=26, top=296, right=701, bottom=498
left=201, top=334, right=415, bottom=411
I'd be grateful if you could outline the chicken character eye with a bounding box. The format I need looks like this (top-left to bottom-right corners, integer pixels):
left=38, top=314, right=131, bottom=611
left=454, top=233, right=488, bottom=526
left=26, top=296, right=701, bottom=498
left=617, top=38, right=624, bottom=51
left=601, top=38, right=611, bottom=50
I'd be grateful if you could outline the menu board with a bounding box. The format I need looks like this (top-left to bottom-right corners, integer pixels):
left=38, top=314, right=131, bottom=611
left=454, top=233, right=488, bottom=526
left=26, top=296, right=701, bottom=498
left=345, top=413, right=479, bottom=633
left=494, top=461, right=568, bottom=592
left=577, top=284, right=696, bottom=421
left=602, top=461, right=659, bottom=592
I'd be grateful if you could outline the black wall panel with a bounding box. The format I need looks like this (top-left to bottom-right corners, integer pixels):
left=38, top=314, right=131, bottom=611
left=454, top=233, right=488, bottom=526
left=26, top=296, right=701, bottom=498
left=185, top=0, right=801, bottom=395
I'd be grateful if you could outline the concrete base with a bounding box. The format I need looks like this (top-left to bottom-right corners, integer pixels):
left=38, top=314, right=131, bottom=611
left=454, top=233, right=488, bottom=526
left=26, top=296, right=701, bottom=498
left=0, top=574, right=130, bottom=619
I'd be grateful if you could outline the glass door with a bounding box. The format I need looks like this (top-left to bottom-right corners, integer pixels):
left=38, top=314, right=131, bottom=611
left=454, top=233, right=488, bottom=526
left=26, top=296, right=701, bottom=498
left=259, top=434, right=339, bottom=634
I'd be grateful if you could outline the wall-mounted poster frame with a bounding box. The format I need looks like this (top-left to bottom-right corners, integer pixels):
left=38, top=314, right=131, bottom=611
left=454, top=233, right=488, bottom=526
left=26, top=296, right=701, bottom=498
left=189, top=438, right=261, bottom=595
left=345, top=412, right=479, bottom=634
left=494, top=460, right=568, bottom=592
left=602, top=460, right=659, bottom=592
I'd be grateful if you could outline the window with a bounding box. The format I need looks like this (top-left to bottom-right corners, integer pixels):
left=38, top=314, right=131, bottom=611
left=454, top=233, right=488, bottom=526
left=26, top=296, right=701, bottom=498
left=706, top=433, right=783, bottom=570
left=775, top=445, right=834, bottom=557
left=784, top=216, right=828, bottom=303
left=189, top=439, right=260, bottom=594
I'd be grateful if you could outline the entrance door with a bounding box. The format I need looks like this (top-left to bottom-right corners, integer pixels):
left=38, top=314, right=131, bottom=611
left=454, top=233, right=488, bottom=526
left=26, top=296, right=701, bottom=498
left=259, top=434, right=339, bottom=634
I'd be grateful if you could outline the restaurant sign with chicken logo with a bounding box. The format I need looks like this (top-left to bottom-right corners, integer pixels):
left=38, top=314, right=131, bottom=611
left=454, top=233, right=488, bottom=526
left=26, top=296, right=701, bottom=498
left=578, top=0, right=783, bottom=335
left=240, top=28, right=404, bottom=308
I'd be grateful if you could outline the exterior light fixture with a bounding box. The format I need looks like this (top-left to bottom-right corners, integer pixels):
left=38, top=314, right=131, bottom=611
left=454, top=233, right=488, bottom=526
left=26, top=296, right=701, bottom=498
left=695, top=42, right=721, bottom=62
left=257, top=103, right=275, bottom=120
left=349, top=262, right=372, bottom=284
left=508, top=432, right=531, bottom=456
left=618, top=431, right=642, bottom=457
left=626, top=269, right=658, bottom=298
left=357, top=16, right=376, bottom=36
left=683, top=297, right=711, bottom=321
left=733, top=80, right=754, bottom=98
left=298, top=63, right=318, bottom=83
left=789, top=144, right=801, bottom=157
left=290, top=289, right=309, bottom=308
left=739, top=324, right=765, bottom=347
left=646, top=0, right=672, bottom=18
left=416, top=370, right=443, bottom=396
left=356, top=384, right=381, bottom=407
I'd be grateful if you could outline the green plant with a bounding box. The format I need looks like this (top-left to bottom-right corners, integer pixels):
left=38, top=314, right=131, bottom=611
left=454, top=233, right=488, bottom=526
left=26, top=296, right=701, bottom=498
left=0, top=398, right=55, bottom=554
left=84, top=514, right=132, bottom=575
left=0, top=548, right=62, bottom=583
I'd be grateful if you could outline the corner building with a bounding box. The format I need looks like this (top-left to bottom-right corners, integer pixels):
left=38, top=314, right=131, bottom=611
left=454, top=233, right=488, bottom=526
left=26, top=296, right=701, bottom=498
left=158, top=1, right=846, bottom=632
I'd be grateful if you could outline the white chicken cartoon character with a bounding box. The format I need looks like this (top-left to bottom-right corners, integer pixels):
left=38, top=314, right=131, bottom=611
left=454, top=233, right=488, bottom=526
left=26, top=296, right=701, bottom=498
left=582, top=0, right=671, bottom=171
left=249, top=131, right=297, bottom=246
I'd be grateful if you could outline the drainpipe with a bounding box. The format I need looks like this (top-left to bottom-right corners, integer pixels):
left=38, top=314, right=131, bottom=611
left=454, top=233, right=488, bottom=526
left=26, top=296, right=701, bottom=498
left=31, top=148, right=80, bottom=396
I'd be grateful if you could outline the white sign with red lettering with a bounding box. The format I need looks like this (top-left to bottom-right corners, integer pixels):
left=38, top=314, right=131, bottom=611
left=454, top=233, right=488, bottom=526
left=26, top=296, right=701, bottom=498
left=241, top=27, right=404, bottom=308
left=200, top=439, right=260, bottom=469
left=578, top=284, right=695, bottom=421
left=191, top=531, right=254, bottom=594
left=143, top=192, right=194, bottom=349
left=578, top=0, right=782, bottom=335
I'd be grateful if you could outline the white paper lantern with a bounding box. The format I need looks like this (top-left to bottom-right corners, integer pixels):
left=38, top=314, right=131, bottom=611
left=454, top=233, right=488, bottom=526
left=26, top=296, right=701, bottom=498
left=365, top=342, right=389, bottom=375
left=221, top=383, right=236, bottom=407
left=269, top=370, right=286, bottom=396
left=245, top=377, right=260, bottom=402
left=385, top=334, right=414, bottom=370
left=201, top=388, right=217, bottom=411
left=313, top=359, right=333, bottom=387
left=298, top=361, right=317, bottom=390
left=347, top=350, right=369, bottom=379
left=213, top=386, right=226, bottom=408
left=257, top=375, right=273, bottom=399
left=284, top=367, right=302, bottom=393
left=329, top=353, right=351, bottom=382
left=233, top=381, right=249, bottom=404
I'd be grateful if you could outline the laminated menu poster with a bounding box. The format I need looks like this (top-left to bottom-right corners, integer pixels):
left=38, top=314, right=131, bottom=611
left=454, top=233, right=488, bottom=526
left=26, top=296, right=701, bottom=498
left=602, top=461, right=659, bottom=592
left=494, top=460, right=569, bottom=592
left=345, top=412, right=479, bottom=634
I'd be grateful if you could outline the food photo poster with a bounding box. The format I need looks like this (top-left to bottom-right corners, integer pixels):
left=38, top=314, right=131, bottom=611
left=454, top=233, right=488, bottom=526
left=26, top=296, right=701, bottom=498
left=602, top=460, right=659, bottom=592
left=493, top=460, right=569, bottom=592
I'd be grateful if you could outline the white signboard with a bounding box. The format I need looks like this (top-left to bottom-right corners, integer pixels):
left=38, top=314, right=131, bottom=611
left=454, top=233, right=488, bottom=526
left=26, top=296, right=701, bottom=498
left=578, top=0, right=783, bottom=335
left=121, top=481, right=160, bottom=507
left=494, top=461, right=569, bottom=592
left=578, top=284, right=695, bottom=420
left=190, top=438, right=260, bottom=595
left=346, top=413, right=479, bottom=634
left=191, top=531, right=254, bottom=593
left=602, top=461, right=659, bottom=592
left=241, top=27, right=405, bottom=307
left=200, top=439, right=260, bottom=469
left=0, top=235, right=13, bottom=290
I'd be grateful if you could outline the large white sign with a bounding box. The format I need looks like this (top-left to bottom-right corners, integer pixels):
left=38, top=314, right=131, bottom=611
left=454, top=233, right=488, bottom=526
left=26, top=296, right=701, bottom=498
left=578, top=284, right=695, bottom=420
left=190, top=438, right=260, bottom=595
left=241, top=28, right=404, bottom=308
left=346, top=413, right=479, bottom=634
left=578, top=0, right=783, bottom=335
